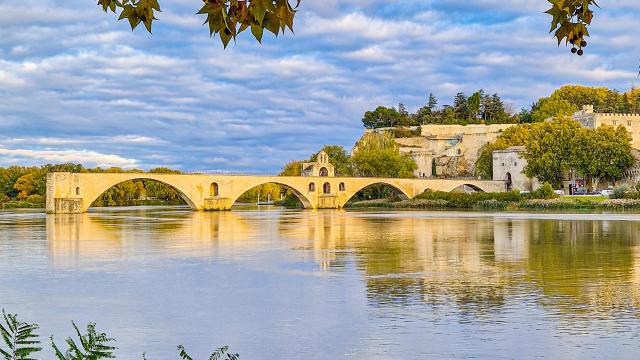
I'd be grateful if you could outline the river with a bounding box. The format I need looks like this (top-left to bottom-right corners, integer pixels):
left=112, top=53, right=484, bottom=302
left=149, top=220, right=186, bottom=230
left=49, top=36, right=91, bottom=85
left=1, top=206, right=639, bottom=359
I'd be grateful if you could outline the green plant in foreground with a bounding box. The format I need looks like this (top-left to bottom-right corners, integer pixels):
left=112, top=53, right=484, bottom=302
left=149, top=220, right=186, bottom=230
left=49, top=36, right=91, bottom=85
left=51, top=322, right=116, bottom=360
left=0, top=310, right=42, bottom=360
left=178, top=345, right=239, bottom=360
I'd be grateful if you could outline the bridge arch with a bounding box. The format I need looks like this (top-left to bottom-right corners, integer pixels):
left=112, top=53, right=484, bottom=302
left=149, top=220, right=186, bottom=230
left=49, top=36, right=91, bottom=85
left=82, top=176, right=198, bottom=212
left=339, top=181, right=411, bottom=208
left=446, top=183, right=488, bottom=193
left=229, top=180, right=314, bottom=209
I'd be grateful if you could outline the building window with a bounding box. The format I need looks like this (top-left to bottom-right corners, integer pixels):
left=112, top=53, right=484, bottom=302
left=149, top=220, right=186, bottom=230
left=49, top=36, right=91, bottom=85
left=210, top=183, right=219, bottom=197
left=613, top=120, right=617, bottom=125
left=514, top=162, right=517, bottom=167
left=319, top=167, right=329, bottom=177
left=501, top=163, right=505, bottom=167
left=323, top=182, right=331, bottom=194
left=339, top=182, right=346, bottom=192
left=309, top=182, right=316, bottom=192
left=76, top=187, right=80, bottom=196
left=629, top=121, right=632, bottom=127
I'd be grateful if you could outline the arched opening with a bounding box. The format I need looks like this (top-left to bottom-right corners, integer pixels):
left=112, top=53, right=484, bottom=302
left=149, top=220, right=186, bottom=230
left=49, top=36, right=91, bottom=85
left=505, top=173, right=512, bottom=191
left=210, top=182, right=219, bottom=197
left=339, top=182, right=346, bottom=192
left=319, top=167, right=329, bottom=177
left=76, top=187, right=80, bottom=196
left=309, top=182, right=316, bottom=192
left=343, top=182, right=410, bottom=208
left=231, top=182, right=312, bottom=209
left=323, top=182, right=331, bottom=194
left=451, top=184, right=485, bottom=193
left=89, top=178, right=192, bottom=210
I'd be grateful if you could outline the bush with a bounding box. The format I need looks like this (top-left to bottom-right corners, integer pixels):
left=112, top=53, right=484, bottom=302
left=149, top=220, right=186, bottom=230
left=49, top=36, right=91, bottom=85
left=611, top=185, right=629, bottom=199
left=530, top=182, right=554, bottom=200
left=601, top=199, right=640, bottom=209
left=414, top=190, right=521, bottom=208
left=392, top=199, right=450, bottom=208
left=2, top=201, right=43, bottom=209
left=475, top=199, right=509, bottom=210
left=26, top=194, right=45, bottom=204
left=0, top=194, right=9, bottom=204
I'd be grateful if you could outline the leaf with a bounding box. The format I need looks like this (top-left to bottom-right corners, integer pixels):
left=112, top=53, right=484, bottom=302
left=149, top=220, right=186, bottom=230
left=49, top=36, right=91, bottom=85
left=251, top=23, right=264, bottom=42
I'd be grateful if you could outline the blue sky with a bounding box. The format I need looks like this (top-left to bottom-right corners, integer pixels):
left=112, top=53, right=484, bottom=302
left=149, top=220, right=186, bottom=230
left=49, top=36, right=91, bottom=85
left=1, top=0, right=640, bottom=173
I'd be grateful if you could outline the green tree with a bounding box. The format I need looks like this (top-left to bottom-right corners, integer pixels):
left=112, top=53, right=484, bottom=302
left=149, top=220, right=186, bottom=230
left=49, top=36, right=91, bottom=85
left=351, top=132, right=416, bottom=178
left=523, top=117, right=583, bottom=186
left=467, top=91, right=482, bottom=121
left=279, top=160, right=303, bottom=176
left=453, top=92, right=468, bottom=120
left=530, top=98, right=577, bottom=122
left=572, top=125, right=635, bottom=189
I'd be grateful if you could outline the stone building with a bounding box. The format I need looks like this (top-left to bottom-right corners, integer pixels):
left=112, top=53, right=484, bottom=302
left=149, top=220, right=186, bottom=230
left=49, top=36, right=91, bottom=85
left=572, top=105, right=640, bottom=149
left=372, top=124, right=516, bottom=178
left=492, top=146, right=539, bottom=192
left=301, top=151, right=335, bottom=177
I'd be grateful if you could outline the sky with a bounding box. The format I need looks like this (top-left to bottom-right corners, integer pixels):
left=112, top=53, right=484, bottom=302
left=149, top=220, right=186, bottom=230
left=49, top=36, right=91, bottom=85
left=1, top=0, right=640, bottom=173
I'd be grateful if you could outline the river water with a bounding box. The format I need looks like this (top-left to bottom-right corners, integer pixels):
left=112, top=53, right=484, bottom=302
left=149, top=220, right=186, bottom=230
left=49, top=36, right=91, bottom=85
left=1, top=206, right=640, bottom=359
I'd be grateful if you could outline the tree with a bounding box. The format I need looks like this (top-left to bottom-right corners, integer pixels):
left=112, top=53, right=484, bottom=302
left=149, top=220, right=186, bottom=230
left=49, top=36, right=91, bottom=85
left=351, top=132, right=416, bottom=178
left=0, top=310, right=41, bottom=360
left=13, top=173, right=41, bottom=200
left=572, top=125, right=635, bottom=189
left=427, top=93, right=438, bottom=113
left=361, top=106, right=406, bottom=129
left=97, top=0, right=301, bottom=47
left=453, top=92, right=468, bottom=120
left=523, top=117, right=583, bottom=186
left=467, top=91, right=482, bottom=121
left=530, top=98, right=577, bottom=122
left=279, top=160, right=303, bottom=176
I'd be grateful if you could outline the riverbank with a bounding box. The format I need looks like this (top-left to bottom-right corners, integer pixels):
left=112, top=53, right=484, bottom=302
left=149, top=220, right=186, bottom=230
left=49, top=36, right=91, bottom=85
left=346, top=192, right=640, bottom=211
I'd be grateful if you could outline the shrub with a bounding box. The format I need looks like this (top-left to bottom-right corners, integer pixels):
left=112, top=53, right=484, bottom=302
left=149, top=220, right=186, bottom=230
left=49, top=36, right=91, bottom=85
left=414, top=190, right=521, bottom=208
left=475, top=199, right=509, bottom=210
left=26, top=194, right=45, bottom=204
left=392, top=199, right=449, bottom=208
left=530, top=182, right=554, bottom=199
left=601, top=199, right=640, bottom=209
left=611, top=185, right=629, bottom=199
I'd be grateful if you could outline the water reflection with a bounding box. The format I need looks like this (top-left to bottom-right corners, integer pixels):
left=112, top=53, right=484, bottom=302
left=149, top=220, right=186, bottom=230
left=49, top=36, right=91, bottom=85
left=43, top=208, right=640, bottom=321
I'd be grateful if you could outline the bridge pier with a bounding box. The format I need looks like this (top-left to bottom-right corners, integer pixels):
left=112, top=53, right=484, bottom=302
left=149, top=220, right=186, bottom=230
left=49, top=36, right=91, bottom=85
left=203, top=197, right=233, bottom=211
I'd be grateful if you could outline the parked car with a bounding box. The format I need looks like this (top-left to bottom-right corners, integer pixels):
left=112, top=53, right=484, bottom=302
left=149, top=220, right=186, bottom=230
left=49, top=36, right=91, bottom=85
left=519, top=190, right=531, bottom=195
left=554, top=189, right=565, bottom=195
left=600, top=189, right=614, bottom=197
left=573, top=188, right=588, bottom=195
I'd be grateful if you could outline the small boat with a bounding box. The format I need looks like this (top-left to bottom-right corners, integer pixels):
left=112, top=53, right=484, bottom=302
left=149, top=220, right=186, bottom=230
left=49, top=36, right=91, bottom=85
left=256, top=194, right=275, bottom=206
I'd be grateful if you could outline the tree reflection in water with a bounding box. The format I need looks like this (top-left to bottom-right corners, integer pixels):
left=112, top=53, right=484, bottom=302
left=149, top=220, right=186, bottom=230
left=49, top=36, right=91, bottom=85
left=42, top=208, right=640, bottom=323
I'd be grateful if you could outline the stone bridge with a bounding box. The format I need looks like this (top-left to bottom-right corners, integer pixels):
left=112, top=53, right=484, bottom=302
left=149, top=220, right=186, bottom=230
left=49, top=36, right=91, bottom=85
left=46, top=172, right=505, bottom=214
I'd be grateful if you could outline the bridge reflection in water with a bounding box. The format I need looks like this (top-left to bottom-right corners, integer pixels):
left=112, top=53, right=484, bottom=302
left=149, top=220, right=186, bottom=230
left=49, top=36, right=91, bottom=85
left=45, top=208, right=640, bottom=321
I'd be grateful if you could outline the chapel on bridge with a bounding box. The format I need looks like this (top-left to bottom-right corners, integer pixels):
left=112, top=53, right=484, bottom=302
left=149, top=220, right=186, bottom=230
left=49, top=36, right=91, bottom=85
left=301, top=150, right=335, bottom=177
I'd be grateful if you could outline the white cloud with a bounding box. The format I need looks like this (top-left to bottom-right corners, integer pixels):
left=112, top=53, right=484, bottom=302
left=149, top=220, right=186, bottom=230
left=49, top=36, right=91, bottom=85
left=0, top=148, right=138, bottom=168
